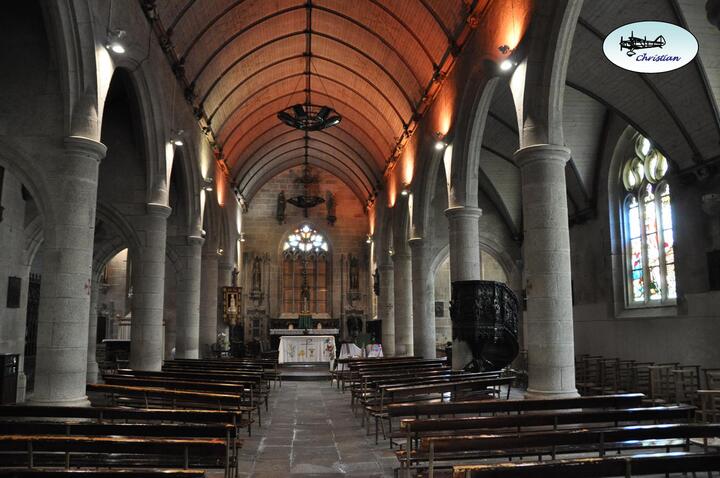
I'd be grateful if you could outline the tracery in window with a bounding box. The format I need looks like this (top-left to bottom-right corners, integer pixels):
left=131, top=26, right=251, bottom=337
left=621, top=134, right=675, bottom=305
left=282, top=225, right=329, bottom=314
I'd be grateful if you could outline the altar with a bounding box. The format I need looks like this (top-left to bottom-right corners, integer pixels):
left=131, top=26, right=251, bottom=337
left=278, top=335, right=336, bottom=367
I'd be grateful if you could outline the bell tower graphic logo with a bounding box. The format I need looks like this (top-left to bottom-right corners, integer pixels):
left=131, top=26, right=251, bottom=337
left=603, top=21, right=698, bottom=73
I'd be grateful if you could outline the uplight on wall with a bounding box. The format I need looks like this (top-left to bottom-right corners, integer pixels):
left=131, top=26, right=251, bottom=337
left=202, top=177, right=214, bottom=192
left=434, top=132, right=447, bottom=150
left=106, top=29, right=126, bottom=54
left=171, top=129, right=185, bottom=146
left=400, top=188, right=409, bottom=197
left=366, top=235, right=373, bottom=244
left=498, top=45, right=517, bottom=72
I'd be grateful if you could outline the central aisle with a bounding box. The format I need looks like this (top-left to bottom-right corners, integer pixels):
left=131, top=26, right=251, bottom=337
left=237, top=380, right=396, bottom=477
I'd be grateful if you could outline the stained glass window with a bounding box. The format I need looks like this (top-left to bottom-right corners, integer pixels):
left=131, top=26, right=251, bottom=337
left=282, top=225, right=329, bottom=314
left=621, top=134, right=676, bottom=305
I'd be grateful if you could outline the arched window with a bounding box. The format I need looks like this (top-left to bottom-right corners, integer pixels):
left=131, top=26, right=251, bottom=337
left=282, top=225, right=329, bottom=314
left=621, top=134, right=676, bottom=305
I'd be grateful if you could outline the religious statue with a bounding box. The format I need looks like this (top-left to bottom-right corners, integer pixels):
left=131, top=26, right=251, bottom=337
left=373, top=267, right=380, bottom=296
left=349, top=254, right=359, bottom=291
left=326, top=191, right=336, bottom=226
left=276, top=191, right=286, bottom=224
left=251, top=256, right=262, bottom=294
left=231, top=266, right=239, bottom=287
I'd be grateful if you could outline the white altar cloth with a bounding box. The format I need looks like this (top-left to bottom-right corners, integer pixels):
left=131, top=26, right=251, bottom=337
left=278, top=335, right=336, bottom=366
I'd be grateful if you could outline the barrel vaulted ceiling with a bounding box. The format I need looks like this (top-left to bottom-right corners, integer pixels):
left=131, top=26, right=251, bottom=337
left=147, top=0, right=481, bottom=202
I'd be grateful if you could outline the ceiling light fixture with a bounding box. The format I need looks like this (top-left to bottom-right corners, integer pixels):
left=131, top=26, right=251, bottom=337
left=106, top=29, right=126, bottom=54
left=277, top=104, right=342, bottom=131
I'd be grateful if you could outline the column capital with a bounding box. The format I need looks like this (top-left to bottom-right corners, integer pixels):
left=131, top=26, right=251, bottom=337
left=444, top=206, right=482, bottom=220
left=146, top=203, right=172, bottom=218
left=378, top=263, right=394, bottom=272
left=514, top=144, right=571, bottom=168
left=64, top=136, right=107, bottom=161
left=407, top=237, right=424, bottom=248
left=187, top=235, right=205, bottom=247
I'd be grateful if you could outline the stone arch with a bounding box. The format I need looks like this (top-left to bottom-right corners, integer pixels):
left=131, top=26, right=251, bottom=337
left=513, top=0, right=583, bottom=147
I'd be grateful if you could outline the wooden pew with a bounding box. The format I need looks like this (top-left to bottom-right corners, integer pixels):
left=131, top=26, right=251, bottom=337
left=451, top=451, right=720, bottom=478
left=0, top=435, right=226, bottom=473
left=103, top=375, right=262, bottom=411
left=0, top=470, right=206, bottom=477
left=342, top=359, right=448, bottom=391
left=368, top=376, right=516, bottom=443
left=85, top=384, right=258, bottom=427
left=413, top=423, right=720, bottom=478
left=0, top=422, right=238, bottom=477
left=0, top=405, right=252, bottom=437
left=387, top=393, right=646, bottom=422
left=396, top=404, right=695, bottom=455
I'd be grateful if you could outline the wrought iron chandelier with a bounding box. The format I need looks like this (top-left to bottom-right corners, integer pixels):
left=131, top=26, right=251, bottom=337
left=277, top=104, right=341, bottom=132
left=277, top=0, right=340, bottom=132
left=287, top=138, right=325, bottom=217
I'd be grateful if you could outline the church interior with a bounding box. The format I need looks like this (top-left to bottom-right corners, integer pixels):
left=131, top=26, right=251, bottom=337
left=1, top=0, right=720, bottom=476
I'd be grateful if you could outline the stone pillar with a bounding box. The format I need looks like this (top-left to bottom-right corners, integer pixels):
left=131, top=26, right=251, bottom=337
left=86, top=280, right=100, bottom=383
left=31, top=136, right=106, bottom=406
left=409, top=238, right=436, bottom=358
left=444, top=206, right=482, bottom=369
left=129, top=204, right=171, bottom=371
left=175, top=235, right=204, bottom=358
left=392, top=248, right=413, bottom=356
left=199, top=250, right=219, bottom=358
left=515, top=144, right=577, bottom=398
left=377, top=261, right=395, bottom=356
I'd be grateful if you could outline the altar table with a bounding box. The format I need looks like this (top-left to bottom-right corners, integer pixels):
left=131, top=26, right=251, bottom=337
left=278, top=335, right=336, bottom=367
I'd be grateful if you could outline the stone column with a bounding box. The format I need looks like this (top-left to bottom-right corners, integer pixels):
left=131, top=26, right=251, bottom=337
left=30, top=136, right=106, bottom=406
left=409, top=238, right=436, bottom=358
left=515, top=144, right=577, bottom=398
left=175, top=235, right=204, bottom=358
left=392, top=248, right=413, bottom=356
left=377, top=261, right=395, bottom=356
left=444, top=206, right=482, bottom=369
left=86, top=280, right=100, bottom=383
left=129, top=204, right=171, bottom=371
left=199, top=250, right=219, bottom=358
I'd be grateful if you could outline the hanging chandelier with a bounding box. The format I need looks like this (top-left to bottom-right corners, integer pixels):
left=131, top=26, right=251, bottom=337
left=277, top=0, right=340, bottom=132
left=287, top=145, right=325, bottom=216
left=277, top=104, right=341, bottom=131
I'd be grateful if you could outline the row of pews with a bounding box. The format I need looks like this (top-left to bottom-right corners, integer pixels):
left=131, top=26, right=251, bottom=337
left=335, top=356, right=720, bottom=477
left=0, top=357, right=281, bottom=477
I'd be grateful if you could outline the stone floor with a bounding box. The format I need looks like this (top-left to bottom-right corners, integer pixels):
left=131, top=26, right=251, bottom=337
left=233, top=380, right=396, bottom=477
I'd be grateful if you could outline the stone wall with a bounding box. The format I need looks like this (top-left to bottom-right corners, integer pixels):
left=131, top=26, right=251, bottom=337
left=241, top=166, right=370, bottom=341
left=571, top=123, right=720, bottom=368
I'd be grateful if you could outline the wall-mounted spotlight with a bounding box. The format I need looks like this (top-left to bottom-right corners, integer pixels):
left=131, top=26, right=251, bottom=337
left=366, top=235, right=373, bottom=244
left=400, top=188, right=409, bottom=197
left=171, top=129, right=185, bottom=147
left=498, top=45, right=517, bottom=72
left=217, top=248, right=224, bottom=255
left=202, top=177, right=214, bottom=192
left=240, top=234, right=246, bottom=243
left=106, top=29, right=127, bottom=54
left=434, top=132, right=447, bottom=150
